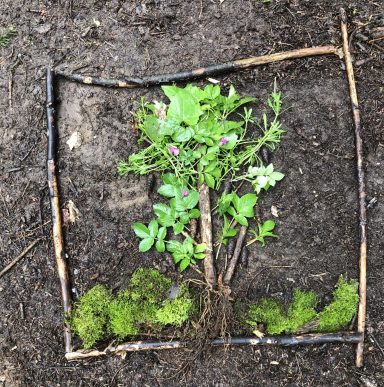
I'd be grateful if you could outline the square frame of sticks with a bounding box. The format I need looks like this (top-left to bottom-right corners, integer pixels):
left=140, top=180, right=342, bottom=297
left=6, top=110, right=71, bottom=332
left=46, top=8, right=367, bottom=366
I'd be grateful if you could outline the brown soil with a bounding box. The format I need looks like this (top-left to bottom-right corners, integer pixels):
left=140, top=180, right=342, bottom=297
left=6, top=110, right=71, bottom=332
left=1, top=1, right=383, bottom=386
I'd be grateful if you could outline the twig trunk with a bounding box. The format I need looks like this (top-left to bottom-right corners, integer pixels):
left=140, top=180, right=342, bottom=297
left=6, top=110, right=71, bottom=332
left=65, top=332, right=362, bottom=361
left=198, top=182, right=216, bottom=288
left=340, top=8, right=368, bottom=368
left=0, top=239, right=41, bottom=278
left=224, top=226, right=248, bottom=285
left=46, top=68, right=73, bottom=353
left=56, top=46, right=341, bottom=89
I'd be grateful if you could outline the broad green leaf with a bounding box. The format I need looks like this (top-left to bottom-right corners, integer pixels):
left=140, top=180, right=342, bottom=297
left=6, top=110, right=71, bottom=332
left=162, top=86, right=203, bottom=126
left=204, top=173, right=215, bottom=189
left=157, top=184, right=176, bottom=197
left=227, top=206, right=236, bottom=217
left=173, top=222, right=184, bottom=234
left=203, top=84, right=221, bottom=100
left=270, top=171, right=285, bottom=181
left=155, top=239, right=165, bottom=252
left=265, top=164, right=274, bottom=175
left=262, top=220, right=276, bottom=232
left=235, top=214, right=248, bottom=226
left=194, top=253, right=206, bottom=259
left=194, top=243, right=206, bottom=254
left=163, top=173, right=179, bottom=185
left=139, top=237, right=154, bottom=252
left=239, top=194, right=257, bottom=217
left=220, top=132, right=238, bottom=150
left=189, top=209, right=201, bottom=219
left=142, top=116, right=162, bottom=142
left=183, top=190, right=199, bottom=209
left=179, top=258, right=190, bottom=272
left=172, top=252, right=184, bottom=264
left=132, top=223, right=150, bottom=239
left=153, top=203, right=175, bottom=227
left=172, top=126, right=194, bottom=143
left=179, top=212, right=190, bottom=224
left=157, top=226, right=167, bottom=240
left=148, top=219, right=158, bottom=237
left=166, top=240, right=181, bottom=253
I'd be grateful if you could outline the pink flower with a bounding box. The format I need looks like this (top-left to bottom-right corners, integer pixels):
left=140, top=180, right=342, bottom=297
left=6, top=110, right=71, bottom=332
left=182, top=190, right=189, bottom=197
left=169, top=146, right=179, bottom=156
left=220, top=137, right=229, bottom=146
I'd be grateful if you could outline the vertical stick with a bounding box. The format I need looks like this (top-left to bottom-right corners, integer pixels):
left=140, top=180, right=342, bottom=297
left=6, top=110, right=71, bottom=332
left=46, top=68, right=73, bottom=353
left=198, top=182, right=216, bottom=288
left=340, top=8, right=367, bottom=368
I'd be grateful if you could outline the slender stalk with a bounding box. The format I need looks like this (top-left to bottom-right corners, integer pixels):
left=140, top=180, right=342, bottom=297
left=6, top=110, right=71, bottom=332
left=56, top=46, right=341, bottom=89
left=46, top=68, right=73, bottom=353
left=65, top=332, right=362, bottom=361
left=224, top=225, right=248, bottom=285
left=340, top=8, right=368, bottom=368
left=198, top=182, right=216, bottom=288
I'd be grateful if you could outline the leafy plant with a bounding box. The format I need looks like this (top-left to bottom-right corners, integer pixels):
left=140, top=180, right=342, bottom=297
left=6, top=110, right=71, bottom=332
left=71, top=269, right=196, bottom=347
left=167, top=238, right=206, bottom=272
left=244, top=276, right=358, bottom=335
left=0, top=26, right=17, bottom=48
left=248, top=220, right=278, bottom=247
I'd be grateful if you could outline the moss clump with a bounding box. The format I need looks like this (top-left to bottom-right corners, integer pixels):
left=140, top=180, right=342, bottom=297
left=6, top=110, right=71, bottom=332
left=71, top=268, right=195, bottom=347
left=247, top=289, right=317, bottom=335
left=245, top=276, right=358, bottom=335
left=156, top=284, right=196, bottom=326
left=317, top=276, right=358, bottom=332
left=71, top=285, right=113, bottom=348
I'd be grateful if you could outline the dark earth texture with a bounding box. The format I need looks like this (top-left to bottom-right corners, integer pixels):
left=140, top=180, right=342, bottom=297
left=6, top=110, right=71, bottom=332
left=0, top=0, right=383, bottom=386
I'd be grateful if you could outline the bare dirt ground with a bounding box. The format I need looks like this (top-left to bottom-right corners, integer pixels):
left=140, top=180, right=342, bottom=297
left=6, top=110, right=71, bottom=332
left=0, top=1, right=383, bottom=386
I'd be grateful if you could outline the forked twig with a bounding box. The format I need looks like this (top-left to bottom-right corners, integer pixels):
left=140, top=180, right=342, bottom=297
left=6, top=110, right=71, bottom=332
left=46, top=68, right=73, bottom=353
left=56, top=46, right=341, bottom=88
left=340, top=8, right=368, bottom=368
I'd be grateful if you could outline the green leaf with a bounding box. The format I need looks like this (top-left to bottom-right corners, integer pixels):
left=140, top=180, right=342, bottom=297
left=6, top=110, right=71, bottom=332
left=155, top=239, right=165, bottom=252
left=270, top=171, right=285, bottom=181
left=235, top=214, right=248, bottom=226
left=153, top=203, right=175, bottom=227
left=157, top=226, right=167, bottom=240
left=262, top=220, right=276, bottom=232
left=172, top=126, right=194, bottom=143
left=132, top=223, right=150, bottom=239
left=220, top=132, right=238, bottom=150
left=173, top=222, right=184, bottom=235
left=204, top=173, right=215, bottom=189
left=157, top=184, right=176, bottom=197
left=179, top=212, right=190, bottom=224
left=139, top=237, right=154, bottom=252
left=162, top=86, right=203, bottom=126
left=148, top=220, right=158, bottom=237
left=194, top=253, right=206, bottom=259
left=183, top=190, right=199, bottom=209
left=179, top=258, right=190, bottom=272
left=162, top=173, right=179, bottom=185
left=239, top=193, right=257, bottom=217
left=189, top=209, right=201, bottom=219
left=194, top=243, right=206, bottom=254
left=166, top=240, right=181, bottom=253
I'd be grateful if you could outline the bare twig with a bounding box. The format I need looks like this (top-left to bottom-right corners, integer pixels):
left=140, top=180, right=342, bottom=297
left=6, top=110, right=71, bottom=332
left=65, top=332, right=362, bottom=361
left=224, top=225, right=248, bottom=285
left=198, top=182, right=216, bottom=288
left=0, top=239, right=41, bottom=279
left=56, top=46, right=341, bottom=88
left=340, top=8, right=368, bottom=368
left=46, top=68, right=73, bottom=353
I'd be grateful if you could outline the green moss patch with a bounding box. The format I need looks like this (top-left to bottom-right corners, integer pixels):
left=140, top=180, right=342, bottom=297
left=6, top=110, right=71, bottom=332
left=71, top=268, right=195, bottom=348
left=245, top=276, right=358, bottom=335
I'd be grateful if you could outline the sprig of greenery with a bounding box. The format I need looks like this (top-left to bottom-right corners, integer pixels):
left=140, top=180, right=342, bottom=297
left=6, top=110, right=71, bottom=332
left=0, top=26, right=17, bottom=48
left=248, top=220, right=278, bottom=247
left=167, top=238, right=206, bottom=272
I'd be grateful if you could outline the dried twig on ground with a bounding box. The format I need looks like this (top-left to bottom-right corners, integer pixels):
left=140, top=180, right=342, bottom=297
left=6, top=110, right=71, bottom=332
left=0, top=239, right=41, bottom=279
left=340, top=8, right=368, bottom=368
left=56, top=46, right=341, bottom=88
left=46, top=67, right=72, bottom=353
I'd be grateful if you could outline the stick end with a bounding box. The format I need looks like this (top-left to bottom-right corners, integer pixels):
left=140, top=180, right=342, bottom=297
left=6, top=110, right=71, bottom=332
left=340, top=8, right=347, bottom=23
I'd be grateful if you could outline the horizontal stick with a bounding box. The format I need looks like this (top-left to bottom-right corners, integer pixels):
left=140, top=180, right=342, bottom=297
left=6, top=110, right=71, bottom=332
left=56, top=46, right=341, bottom=89
left=65, top=332, right=362, bottom=361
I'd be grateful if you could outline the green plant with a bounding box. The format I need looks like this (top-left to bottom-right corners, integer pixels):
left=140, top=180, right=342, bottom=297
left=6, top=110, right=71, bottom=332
left=317, top=276, right=359, bottom=332
left=122, top=84, right=285, bottom=271
left=248, top=219, right=278, bottom=247
left=0, top=26, right=17, bottom=48
left=71, top=285, right=113, bottom=348
left=71, top=269, right=196, bottom=347
left=247, top=289, right=317, bottom=334
left=167, top=237, right=206, bottom=272
left=245, top=276, right=358, bottom=335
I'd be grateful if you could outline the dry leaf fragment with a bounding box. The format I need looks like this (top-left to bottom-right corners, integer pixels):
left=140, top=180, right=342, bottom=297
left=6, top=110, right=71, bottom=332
left=252, top=329, right=265, bottom=338
left=66, top=200, right=80, bottom=224
left=271, top=205, right=279, bottom=218
left=66, top=131, right=82, bottom=150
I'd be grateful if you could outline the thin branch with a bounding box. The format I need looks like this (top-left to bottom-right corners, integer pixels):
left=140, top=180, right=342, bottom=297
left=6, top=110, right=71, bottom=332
left=46, top=67, right=73, bottom=353
left=340, top=8, right=368, bottom=368
left=56, top=46, right=341, bottom=89
left=65, top=332, right=362, bottom=361
left=198, top=182, right=216, bottom=288
left=224, top=226, right=248, bottom=285
left=0, top=239, right=41, bottom=279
